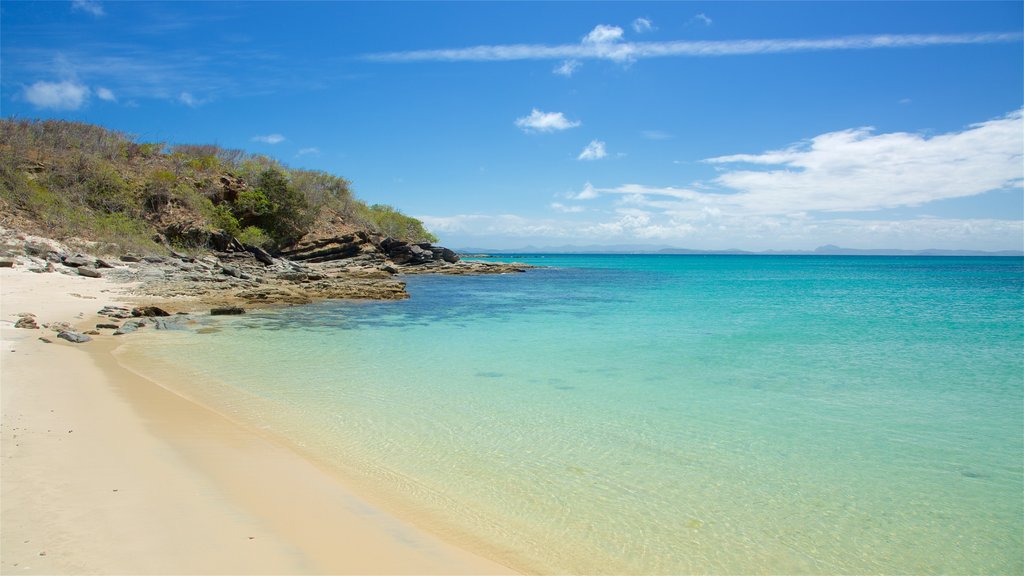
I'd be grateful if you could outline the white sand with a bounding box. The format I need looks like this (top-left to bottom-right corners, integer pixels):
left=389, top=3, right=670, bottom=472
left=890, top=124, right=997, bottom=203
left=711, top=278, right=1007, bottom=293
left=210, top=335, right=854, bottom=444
left=1, top=266, right=513, bottom=574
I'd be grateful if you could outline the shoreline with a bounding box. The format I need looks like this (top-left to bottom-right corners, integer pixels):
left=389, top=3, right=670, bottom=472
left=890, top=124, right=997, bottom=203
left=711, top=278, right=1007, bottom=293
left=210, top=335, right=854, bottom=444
left=1, top=266, right=515, bottom=574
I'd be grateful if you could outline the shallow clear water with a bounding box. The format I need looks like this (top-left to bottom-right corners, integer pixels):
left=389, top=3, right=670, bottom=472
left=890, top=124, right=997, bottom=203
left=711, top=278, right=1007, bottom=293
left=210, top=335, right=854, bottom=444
left=123, top=255, right=1024, bottom=574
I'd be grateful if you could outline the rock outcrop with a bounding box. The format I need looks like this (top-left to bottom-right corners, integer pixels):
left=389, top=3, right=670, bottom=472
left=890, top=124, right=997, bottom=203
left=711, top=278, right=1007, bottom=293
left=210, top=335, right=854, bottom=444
left=0, top=225, right=532, bottom=312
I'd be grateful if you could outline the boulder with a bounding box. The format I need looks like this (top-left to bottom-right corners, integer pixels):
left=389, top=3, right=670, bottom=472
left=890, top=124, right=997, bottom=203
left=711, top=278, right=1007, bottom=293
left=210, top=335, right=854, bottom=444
left=440, top=248, right=460, bottom=264
left=96, top=323, right=120, bottom=330
left=77, top=267, right=102, bottom=278
left=95, top=258, right=116, bottom=269
left=210, top=306, right=245, bottom=315
left=120, top=254, right=142, bottom=263
left=132, top=306, right=171, bottom=317
left=57, top=331, right=92, bottom=343
left=0, top=259, right=14, bottom=268
left=62, top=254, right=92, bottom=268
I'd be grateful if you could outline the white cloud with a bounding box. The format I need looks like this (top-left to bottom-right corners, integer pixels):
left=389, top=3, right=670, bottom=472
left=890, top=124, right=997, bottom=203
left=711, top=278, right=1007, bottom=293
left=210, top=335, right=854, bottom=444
left=569, top=182, right=599, bottom=200
left=95, top=86, right=116, bottom=102
left=515, top=109, right=581, bottom=133
left=578, top=140, right=608, bottom=161
left=71, top=0, right=104, bottom=17
left=296, top=147, right=321, bottom=157
left=550, top=202, right=585, bottom=213
left=704, top=109, right=1023, bottom=213
left=365, top=32, right=1021, bottom=63
left=251, top=134, right=286, bottom=144
left=694, top=13, right=713, bottom=26
left=633, top=18, right=655, bottom=34
left=22, top=80, right=90, bottom=110
left=179, top=92, right=198, bottom=107
left=511, top=109, right=1024, bottom=250
left=899, top=98, right=913, bottom=104
left=584, top=24, right=624, bottom=44
left=553, top=59, right=581, bottom=76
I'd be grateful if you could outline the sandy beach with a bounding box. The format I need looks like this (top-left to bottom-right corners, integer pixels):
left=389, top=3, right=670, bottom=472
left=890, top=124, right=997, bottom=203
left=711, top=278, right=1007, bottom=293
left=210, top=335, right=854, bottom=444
left=0, top=265, right=512, bottom=574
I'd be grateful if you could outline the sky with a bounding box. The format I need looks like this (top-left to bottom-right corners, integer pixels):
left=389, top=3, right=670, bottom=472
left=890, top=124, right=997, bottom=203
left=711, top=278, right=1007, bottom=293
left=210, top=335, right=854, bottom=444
left=2, top=1, right=1022, bottom=251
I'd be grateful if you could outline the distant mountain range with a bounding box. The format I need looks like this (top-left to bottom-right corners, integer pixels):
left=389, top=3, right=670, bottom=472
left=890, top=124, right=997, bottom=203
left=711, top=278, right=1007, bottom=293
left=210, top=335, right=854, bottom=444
left=456, top=244, right=1024, bottom=257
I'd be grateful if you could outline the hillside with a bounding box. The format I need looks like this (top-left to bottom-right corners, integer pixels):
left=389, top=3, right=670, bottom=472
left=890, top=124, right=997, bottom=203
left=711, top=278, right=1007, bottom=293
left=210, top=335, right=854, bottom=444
left=0, top=118, right=436, bottom=255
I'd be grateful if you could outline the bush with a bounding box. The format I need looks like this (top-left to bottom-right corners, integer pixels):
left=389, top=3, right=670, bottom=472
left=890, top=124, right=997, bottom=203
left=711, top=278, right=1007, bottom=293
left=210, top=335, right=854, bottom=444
left=237, top=225, right=272, bottom=249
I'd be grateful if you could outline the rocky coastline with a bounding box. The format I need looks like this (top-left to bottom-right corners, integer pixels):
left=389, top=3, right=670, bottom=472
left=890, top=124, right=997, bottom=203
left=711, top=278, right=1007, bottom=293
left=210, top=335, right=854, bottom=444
left=0, top=227, right=530, bottom=320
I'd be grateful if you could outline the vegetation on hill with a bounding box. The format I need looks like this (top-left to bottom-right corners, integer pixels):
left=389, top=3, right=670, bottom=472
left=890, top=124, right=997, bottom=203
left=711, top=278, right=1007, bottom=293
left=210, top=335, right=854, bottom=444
left=0, top=118, right=437, bottom=254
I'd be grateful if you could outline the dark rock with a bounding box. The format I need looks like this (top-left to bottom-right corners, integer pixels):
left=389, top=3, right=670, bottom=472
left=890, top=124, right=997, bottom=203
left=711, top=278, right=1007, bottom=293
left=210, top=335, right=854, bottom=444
left=38, top=337, right=52, bottom=343
left=96, top=323, right=120, bottom=330
left=84, top=330, right=101, bottom=335
left=120, top=254, right=142, bottom=263
left=0, top=259, right=14, bottom=268
left=210, top=306, right=246, bottom=316
left=132, top=306, right=171, bottom=317
left=245, top=245, right=275, bottom=265
left=440, top=248, right=460, bottom=264
left=57, top=331, right=92, bottom=343
left=143, top=255, right=166, bottom=264
left=14, top=317, right=38, bottom=329
left=95, top=258, right=116, bottom=269
left=77, top=267, right=102, bottom=278
left=62, top=254, right=91, bottom=268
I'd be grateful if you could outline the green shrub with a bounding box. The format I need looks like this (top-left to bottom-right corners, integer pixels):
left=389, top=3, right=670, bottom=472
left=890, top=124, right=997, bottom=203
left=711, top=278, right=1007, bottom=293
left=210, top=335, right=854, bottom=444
left=237, top=225, right=272, bottom=248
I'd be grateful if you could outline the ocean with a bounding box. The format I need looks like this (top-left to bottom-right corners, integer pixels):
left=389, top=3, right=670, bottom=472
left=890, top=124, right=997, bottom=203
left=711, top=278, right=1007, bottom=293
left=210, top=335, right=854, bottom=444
left=120, top=255, right=1024, bottom=574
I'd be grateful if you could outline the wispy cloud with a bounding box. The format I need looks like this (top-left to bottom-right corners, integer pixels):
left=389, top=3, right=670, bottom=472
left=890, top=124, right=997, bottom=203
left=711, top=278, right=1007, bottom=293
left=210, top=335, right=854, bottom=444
left=365, top=31, right=1021, bottom=64
left=251, top=133, right=286, bottom=144
left=553, top=59, right=581, bottom=77
left=632, top=18, right=655, bottom=34
left=578, top=140, right=608, bottom=161
left=178, top=92, right=199, bottom=107
left=550, top=202, right=586, bottom=213
left=693, top=13, right=713, bottom=27
left=296, top=147, right=321, bottom=157
left=71, top=0, right=104, bottom=17
left=22, top=80, right=90, bottom=110
left=515, top=109, right=581, bottom=133
left=95, top=86, right=116, bottom=102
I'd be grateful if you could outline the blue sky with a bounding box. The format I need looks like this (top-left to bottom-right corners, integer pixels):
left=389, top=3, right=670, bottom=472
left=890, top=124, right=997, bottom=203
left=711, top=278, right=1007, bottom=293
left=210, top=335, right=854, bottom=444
left=2, top=1, right=1022, bottom=250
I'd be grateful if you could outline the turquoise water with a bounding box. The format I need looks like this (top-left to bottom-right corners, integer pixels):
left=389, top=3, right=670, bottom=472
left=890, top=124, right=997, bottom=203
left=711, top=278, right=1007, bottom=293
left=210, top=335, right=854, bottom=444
left=123, top=256, right=1023, bottom=574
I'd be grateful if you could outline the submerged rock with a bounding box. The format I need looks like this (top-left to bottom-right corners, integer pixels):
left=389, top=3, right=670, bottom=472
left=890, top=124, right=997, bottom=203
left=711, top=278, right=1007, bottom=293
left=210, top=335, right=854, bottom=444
left=113, top=319, right=147, bottom=335
left=210, top=306, right=246, bottom=315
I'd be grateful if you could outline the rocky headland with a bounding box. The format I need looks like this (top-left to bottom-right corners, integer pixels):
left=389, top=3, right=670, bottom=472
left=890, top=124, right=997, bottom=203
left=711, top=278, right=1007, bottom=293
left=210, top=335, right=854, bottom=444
left=0, top=227, right=528, bottom=318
